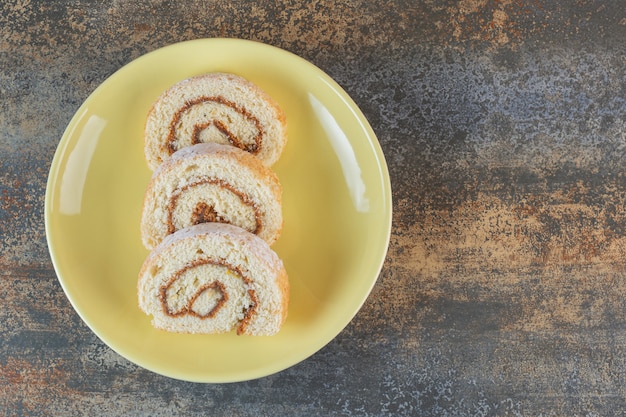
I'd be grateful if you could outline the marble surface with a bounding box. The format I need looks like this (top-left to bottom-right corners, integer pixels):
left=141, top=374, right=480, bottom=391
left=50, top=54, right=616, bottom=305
left=2, top=0, right=626, bottom=415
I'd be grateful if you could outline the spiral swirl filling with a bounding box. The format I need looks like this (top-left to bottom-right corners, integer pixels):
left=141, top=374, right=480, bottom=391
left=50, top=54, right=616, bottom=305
left=159, top=259, right=259, bottom=335
left=167, top=178, right=263, bottom=236
left=167, top=96, right=264, bottom=155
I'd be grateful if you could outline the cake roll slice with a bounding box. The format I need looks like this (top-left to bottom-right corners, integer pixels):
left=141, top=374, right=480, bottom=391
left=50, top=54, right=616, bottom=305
left=145, top=72, right=287, bottom=170
left=141, top=142, right=282, bottom=250
left=138, top=223, right=289, bottom=336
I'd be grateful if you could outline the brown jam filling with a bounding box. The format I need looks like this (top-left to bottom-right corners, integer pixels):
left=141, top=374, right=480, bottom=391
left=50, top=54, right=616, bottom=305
left=167, top=96, right=263, bottom=154
left=191, top=202, right=220, bottom=225
left=166, top=177, right=263, bottom=235
left=159, top=258, right=258, bottom=330
left=236, top=288, right=259, bottom=335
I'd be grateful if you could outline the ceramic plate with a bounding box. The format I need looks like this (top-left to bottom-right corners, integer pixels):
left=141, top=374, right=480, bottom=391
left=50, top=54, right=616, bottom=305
left=45, top=38, right=392, bottom=383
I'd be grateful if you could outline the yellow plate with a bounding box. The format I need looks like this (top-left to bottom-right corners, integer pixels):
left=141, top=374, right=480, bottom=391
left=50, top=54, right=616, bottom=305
left=45, top=38, right=392, bottom=383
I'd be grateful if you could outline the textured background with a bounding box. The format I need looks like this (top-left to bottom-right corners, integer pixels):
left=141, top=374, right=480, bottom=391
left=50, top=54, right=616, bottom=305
left=2, top=0, right=626, bottom=415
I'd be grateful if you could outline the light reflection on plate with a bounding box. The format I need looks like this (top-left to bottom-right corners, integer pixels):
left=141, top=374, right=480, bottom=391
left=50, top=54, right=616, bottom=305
left=45, top=38, right=392, bottom=383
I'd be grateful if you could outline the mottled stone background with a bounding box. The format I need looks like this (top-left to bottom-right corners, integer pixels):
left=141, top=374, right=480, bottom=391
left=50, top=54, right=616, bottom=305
left=2, top=0, right=626, bottom=415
